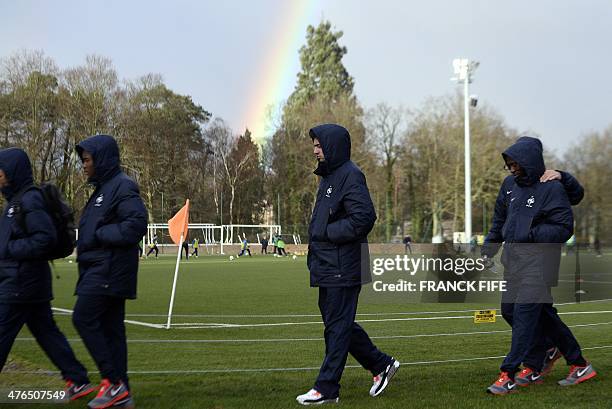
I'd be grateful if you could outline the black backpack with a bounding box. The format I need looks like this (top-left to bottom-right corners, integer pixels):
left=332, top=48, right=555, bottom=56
left=15, top=183, right=77, bottom=260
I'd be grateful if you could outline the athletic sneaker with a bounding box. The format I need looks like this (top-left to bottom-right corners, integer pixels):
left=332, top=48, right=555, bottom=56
left=87, top=379, right=130, bottom=409
left=370, top=358, right=400, bottom=397
left=486, top=372, right=518, bottom=395
left=558, top=363, right=597, bottom=386
left=296, top=389, right=339, bottom=405
left=65, top=380, right=96, bottom=401
left=112, top=395, right=135, bottom=408
left=541, top=347, right=562, bottom=376
left=515, top=367, right=543, bottom=387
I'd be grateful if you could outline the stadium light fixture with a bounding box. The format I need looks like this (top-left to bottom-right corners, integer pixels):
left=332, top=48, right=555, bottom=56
left=451, top=58, right=479, bottom=245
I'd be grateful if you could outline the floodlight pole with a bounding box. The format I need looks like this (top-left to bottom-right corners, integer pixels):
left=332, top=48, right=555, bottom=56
left=463, top=72, right=472, bottom=244
left=452, top=58, right=479, bottom=244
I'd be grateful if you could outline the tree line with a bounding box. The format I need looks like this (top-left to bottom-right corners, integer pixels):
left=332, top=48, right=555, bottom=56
left=1, top=21, right=610, bottom=244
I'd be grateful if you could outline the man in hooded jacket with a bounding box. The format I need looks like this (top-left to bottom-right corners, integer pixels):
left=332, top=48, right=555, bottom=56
left=485, top=138, right=586, bottom=380
left=0, top=148, right=94, bottom=401
left=483, top=136, right=596, bottom=395
left=296, top=124, right=399, bottom=405
left=72, top=135, right=147, bottom=409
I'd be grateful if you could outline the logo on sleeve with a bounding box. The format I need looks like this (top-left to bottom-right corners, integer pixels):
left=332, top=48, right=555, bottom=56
left=7, top=206, right=15, bottom=218
left=94, top=194, right=104, bottom=207
left=325, top=186, right=333, bottom=198
left=526, top=195, right=535, bottom=208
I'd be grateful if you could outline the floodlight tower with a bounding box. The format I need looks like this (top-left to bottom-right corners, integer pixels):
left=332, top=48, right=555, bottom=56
left=451, top=58, right=479, bottom=244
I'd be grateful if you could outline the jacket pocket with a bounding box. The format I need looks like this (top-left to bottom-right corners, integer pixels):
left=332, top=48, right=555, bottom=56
left=308, top=241, right=340, bottom=273
left=77, top=249, right=111, bottom=288
left=0, top=260, right=20, bottom=294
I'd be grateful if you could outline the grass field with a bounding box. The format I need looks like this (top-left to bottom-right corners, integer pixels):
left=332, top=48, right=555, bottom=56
left=2, top=251, right=611, bottom=409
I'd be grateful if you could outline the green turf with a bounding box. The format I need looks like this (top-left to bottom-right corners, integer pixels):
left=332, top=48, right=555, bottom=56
left=1, top=252, right=611, bottom=408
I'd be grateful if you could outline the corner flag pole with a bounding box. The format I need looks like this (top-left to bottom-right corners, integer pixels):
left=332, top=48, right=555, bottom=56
left=166, top=232, right=183, bottom=329
left=165, top=199, right=190, bottom=330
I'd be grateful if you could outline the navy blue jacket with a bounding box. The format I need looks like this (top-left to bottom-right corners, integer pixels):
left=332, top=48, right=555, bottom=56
left=483, top=137, right=575, bottom=285
left=76, top=135, right=147, bottom=299
left=0, top=148, right=55, bottom=303
left=307, top=124, right=376, bottom=287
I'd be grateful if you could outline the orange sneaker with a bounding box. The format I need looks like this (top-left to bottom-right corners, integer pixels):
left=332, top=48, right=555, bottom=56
left=486, top=372, right=518, bottom=395
left=515, top=367, right=544, bottom=386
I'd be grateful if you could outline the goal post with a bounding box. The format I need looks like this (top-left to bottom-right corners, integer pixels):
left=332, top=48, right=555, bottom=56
left=142, top=223, right=282, bottom=256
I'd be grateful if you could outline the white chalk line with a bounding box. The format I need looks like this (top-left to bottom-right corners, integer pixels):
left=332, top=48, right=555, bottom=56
left=558, top=279, right=612, bottom=285
left=166, top=310, right=612, bottom=329
left=16, top=321, right=612, bottom=344
left=52, top=307, right=165, bottom=329
left=51, top=300, right=612, bottom=330
left=9, top=345, right=612, bottom=375
left=50, top=298, right=612, bottom=320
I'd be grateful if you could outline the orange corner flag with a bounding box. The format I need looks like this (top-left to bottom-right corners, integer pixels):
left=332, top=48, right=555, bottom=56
left=168, top=199, right=190, bottom=245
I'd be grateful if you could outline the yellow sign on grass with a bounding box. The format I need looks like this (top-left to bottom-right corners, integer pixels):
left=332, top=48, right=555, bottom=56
left=474, top=309, right=496, bottom=323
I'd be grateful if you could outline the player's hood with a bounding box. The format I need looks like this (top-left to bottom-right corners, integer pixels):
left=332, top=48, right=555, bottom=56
left=0, top=147, right=34, bottom=200
left=502, top=136, right=545, bottom=187
left=310, top=124, right=351, bottom=176
left=76, top=134, right=121, bottom=186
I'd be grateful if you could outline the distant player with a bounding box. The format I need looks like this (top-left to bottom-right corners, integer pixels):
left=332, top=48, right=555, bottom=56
left=146, top=233, right=159, bottom=258
left=238, top=237, right=252, bottom=257
left=181, top=238, right=189, bottom=260
left=260, top=235, right=269, bottom=254
left=192, top=237, right=199, bottom=258
left=276, top=236, right=287, bottom=256
left=402, top=235, right=412, bottom=254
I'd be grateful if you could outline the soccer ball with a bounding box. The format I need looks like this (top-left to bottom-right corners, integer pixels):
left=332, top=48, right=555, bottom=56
left=292, top=255, right=297, bottom=260
left=229, top=255, right=234, bottom=261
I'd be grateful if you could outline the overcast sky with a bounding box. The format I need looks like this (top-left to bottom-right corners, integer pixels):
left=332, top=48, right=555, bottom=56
left=2, top=0, right=611, bottom=155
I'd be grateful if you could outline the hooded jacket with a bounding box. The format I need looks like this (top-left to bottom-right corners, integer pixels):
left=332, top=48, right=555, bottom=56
left=307, top=124, right=376, bottom=287
left=0, top=148, right=55, bottom=303
left=483, top=136, right=575, bottom=286
left=75, top=135, right=147, bottom=299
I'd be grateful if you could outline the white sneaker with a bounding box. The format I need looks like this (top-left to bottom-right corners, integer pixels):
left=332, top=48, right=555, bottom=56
left=370, top=358, right=400, bottom=397
left=296, top=389, right=339, bottom=405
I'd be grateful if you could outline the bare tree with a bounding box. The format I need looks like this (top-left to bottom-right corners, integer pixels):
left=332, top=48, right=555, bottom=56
left=367, top=102, right=407, bottom=241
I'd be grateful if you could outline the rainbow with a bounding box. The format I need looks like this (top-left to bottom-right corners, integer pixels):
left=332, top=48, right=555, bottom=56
left=240, top=0, right=319, bottom=144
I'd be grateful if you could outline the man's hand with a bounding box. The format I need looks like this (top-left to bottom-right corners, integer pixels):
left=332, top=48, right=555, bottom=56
left=540, top=169, right=561, bottom=183
left=482, top=255, right=494, bottom=269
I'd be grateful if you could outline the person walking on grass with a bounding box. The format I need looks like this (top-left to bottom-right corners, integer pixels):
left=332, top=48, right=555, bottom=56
left=296, top=124, right=399, bottom=405
left=72, top=135, right=147, bottom=409
left=0, top=148, right=94, bottom=403
left=482, top=136, right=596, bottom=395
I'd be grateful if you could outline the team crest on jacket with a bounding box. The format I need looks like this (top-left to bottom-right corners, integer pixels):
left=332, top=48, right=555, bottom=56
left=526, top=195, right=535, bottom=208
left=7, top=206, right=15, bottom=218
left=325, top=186, right=333, bottom=198
left=94, top=194, right=104, bottom=207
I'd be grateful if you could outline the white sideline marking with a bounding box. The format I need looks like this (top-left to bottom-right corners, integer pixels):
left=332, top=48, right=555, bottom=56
left=9, top=345, right=612, bottom=375
left=49, top=298, right=612, bottom=320
left=51, top=307, right=165, bottom=329
left=52, top=306, right=612, bottom=329
left=558, top=279, right=612, bottom=285
left=167, top=310, right=612, bottom=329
left=16, top=320, right=612, bottom=344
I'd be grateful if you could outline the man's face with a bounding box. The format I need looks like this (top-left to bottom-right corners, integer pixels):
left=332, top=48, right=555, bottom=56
left=82, top=151, right=95, bottom=179
left=0, top=169, right=8, bottom=188
left=313, top=138, right=325, bottom=162
left=505, top=157, right=524, bottom=177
